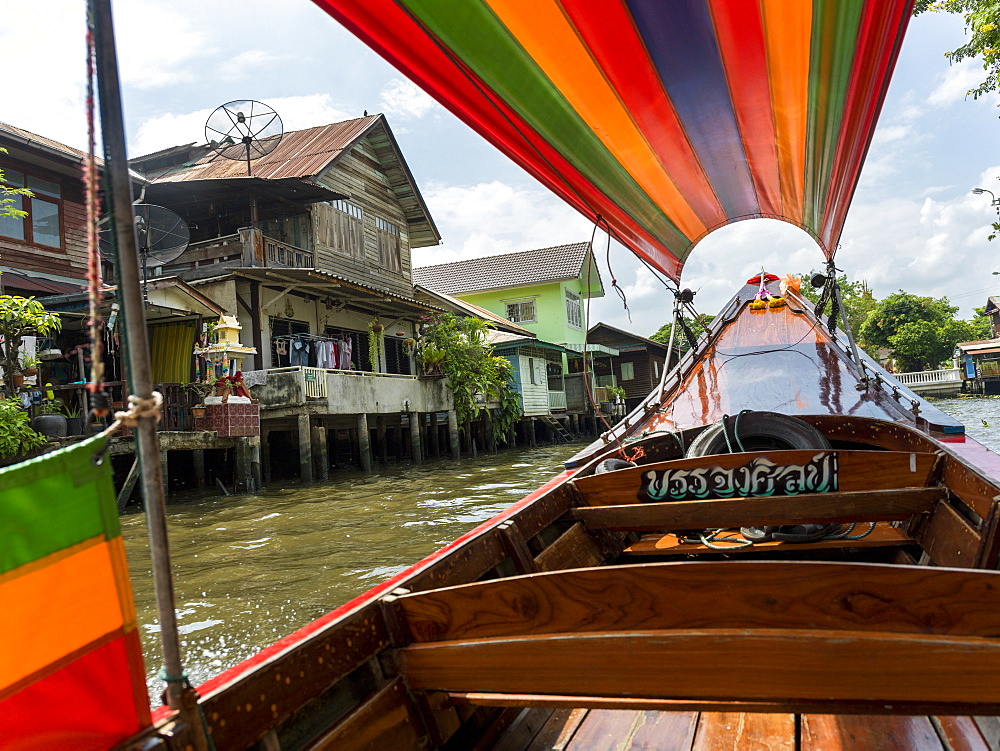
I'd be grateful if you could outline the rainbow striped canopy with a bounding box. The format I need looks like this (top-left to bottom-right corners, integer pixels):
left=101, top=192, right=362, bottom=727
left=314, top=0, right=914, bottom=280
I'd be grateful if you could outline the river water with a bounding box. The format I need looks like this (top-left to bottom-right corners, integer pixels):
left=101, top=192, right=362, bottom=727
left=121, top=440, right=590, bottom=699
left=123, top=396, right=1000, bottom=700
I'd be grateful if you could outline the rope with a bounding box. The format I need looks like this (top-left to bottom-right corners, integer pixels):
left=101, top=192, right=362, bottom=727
left=83, top=19, right=107, bottom=408
left=99, top=391, right=163, bottom=437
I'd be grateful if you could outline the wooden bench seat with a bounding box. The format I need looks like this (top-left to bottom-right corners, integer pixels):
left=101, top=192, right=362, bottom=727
left=621, top=523, right=911, bottom=557
left=570, top=487, right=944, bottom=532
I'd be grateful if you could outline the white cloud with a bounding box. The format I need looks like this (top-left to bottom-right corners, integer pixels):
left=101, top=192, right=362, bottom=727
left=379, top=79, right=437, bottom=120
left=130, top=94, right=351, bottom=156
left=927, top=59, right=997, bottom=108
left=217, top=51, right=284, bottom=82
left=114, top=2, right=213, bottom=90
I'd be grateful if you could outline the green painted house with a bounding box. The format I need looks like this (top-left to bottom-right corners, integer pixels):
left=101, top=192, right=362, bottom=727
left=412, top=242, right=605, bottom=352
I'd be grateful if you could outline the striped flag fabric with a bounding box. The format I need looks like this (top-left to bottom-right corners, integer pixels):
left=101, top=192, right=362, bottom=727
left=0, top=435, right=150, bottom=750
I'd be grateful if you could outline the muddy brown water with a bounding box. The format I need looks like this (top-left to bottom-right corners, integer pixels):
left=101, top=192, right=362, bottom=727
left=122, top=440, right=590, bottom=700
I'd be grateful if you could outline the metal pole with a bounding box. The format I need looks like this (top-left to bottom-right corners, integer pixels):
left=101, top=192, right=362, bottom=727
left=89, top=0, right=203, bottom=736
left=658, top=295, right=682, bottom=400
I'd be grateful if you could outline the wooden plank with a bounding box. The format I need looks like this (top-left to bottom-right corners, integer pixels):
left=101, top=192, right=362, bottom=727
left=973, top=717, right=1000, bottom=748
left=564, top=709, right=643, bottom=751
left=534, top=522, right=604, bottom=572
left=404, top=529, right=506, bottom=593
left=941, top=453, right=1000, bottom=519
left=525, top=708, right=589, bottom=751
left=498, top=521, right=538, bottom=574
left=569, top=488, right=942, bottom=531
left=572, top=450, right=939, bottom=507
left=917, top=502, right=983, bottom=568
left=693, top=712, right=794, bottom=751
left=801, top=714, right=944, bottom=750
left=399, top=629, right=1000, bottom=707
left=492, top=708, right=556, bottom=751
left=627, top=710, right=698, bottom=750
left=397, top=561, right=1000, bottom=644
left=305, top=678, right=423, bottom=751
left=932, top=716, right=991, bottom=751
left=623, top=523, right=910, bottom=556
left=446, top=692, right=1000, bottom=717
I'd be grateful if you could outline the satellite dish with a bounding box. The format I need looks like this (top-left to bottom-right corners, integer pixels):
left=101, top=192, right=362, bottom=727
left=205, top=100, right=283, bottom=176
left=99, top=203, right=190, bottom=270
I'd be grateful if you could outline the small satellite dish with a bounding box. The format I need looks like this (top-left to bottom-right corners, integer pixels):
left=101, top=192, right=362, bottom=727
left=205, top=100, right=283, bottom=176
left=99, top=203, right=190, bottom=270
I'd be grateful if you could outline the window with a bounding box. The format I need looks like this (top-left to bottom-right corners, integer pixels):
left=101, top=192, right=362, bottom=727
left=527, top=357, right=538, bottom=385
left=0, top=168, right=63, bottom=248
left=654, top=360, right=660, bottom=379
left=375, top=216, right=401, bottom=271
left=565, top=289, right=583, bottom=330
left=317, top=200, right=364, bottom=258
left=620, top=361, right=635, bottom=381
left=505, top=299, right=536, bottom=323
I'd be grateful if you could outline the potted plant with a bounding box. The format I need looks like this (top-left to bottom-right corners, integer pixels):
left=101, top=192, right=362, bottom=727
left=31, top=399, right=68, bottom=439
left=186, top=381, right=213, bottom=419
left=0, top=296, right=61, bottom=396
left=402, top=337, right=417, bottom=356
left=0, top=397, right=46, bottom=465
left=419, top=344, right=446, bottom=376
left=60, top=403, right=84, bottom=436
left=18, top=352, right=40, bottom=377
left=609, top=385, right=627, bottom=402
left=368, top=318, right=385, bottom=371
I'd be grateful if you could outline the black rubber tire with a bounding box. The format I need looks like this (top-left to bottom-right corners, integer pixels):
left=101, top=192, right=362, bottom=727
left=685, top=411, right=830, bottom=457
left=595, top=458, right=637, bottom=474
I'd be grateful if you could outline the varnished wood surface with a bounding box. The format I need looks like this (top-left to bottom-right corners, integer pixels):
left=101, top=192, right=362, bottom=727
left=623, top=523, right=910, bottom=556
left=801, top=714, right=944, bottom=751
left=305, top=678, right=422, bottom=751
left=632, top=295, right=940, bottom=436
left=400, top=628, right=1000, bottom=707
left=693, top=712, right=795, bottom=751
left=572, top=450, right=938, bottom=507
left=398, top=561, right=1000, bottom=643
left=570, top=488, right=942, bottom=531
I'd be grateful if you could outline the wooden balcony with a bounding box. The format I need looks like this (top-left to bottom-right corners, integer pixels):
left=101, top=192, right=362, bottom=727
left=165, top=228, right=313, bottom=272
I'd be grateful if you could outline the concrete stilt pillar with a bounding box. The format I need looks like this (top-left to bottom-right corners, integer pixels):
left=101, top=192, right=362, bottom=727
left=260, top=427, right=272, bottom=483
left=447, top=409, right=461, bottom=460
left=160, top=449, right=169, bottom=497
left=298, top=413, right=313, bottom=482
left=376, top=416, right=387, bottom=464
left=235, top=438, right=252, bottom=493
left=357, top=413, right=373, bottom=473
left=250, top=436, right=262, bottom=491
left=312, top=425, right=329, bottom=481
left=430, top=413, right=441, bottom=457
left=192, top=449, right=206, bottom=487
left=409, top=411, right=423, bottom=463
left=396, top=417, right=406, bottom=461
left=466, top=419, right=477, bottom=458
left=569, top=413, right=579, bottom=436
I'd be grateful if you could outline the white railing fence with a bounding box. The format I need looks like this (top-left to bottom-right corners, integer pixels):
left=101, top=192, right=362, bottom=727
left=548, top=390, right=568, bottom=410
left=895, top=368, right=962, bottom=386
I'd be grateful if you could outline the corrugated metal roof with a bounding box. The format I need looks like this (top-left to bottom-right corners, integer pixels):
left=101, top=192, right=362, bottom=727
left=1, top=272, right=83, bottom=295
left=151, top=117, right=380, bottom=183
left=412, top=243, right=594, bottom=295
left=0, top=122, right=88, bottom=162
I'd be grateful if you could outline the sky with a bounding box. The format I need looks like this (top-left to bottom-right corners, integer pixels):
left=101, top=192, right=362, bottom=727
left=2, top=1, right=999, bottom=337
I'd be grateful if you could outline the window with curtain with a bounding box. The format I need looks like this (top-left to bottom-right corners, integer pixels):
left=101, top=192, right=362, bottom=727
left=0, top=167, right=63, bottom=249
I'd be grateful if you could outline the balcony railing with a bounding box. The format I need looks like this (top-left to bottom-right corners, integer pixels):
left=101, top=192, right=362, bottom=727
left=548, top=390, right=567, bottom=411
left=895, top=368, right=962, bottom=386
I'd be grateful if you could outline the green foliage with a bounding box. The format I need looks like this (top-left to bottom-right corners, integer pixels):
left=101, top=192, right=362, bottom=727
left=419, top=313, right=521, bottom=445
left=649, top=314, right=715, bottom=352
left=972, top=305, right=994, bottom=339
left=914, top=0, right=1000, bottom=101
left=0, top=397, right=45, bottom=459
left=799, top=272, right=879, bottom=336
left=858, top=291, right=957, bottom=351
left=0, top=148, right=31, bottom=224
left=368, top=318, right=385, bottom=372
left=0, top=296, right=62, bottom=395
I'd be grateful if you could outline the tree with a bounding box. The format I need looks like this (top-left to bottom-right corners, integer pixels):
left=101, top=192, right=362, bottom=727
left=799, top=272, right=879, bottom=337
left=858, top=291, right=956, bottom=351
left=418, top=313, right=521, bottom=445
left=913, top=1, right=1000, bottom=101
left=0, top=296, right=62, bottom=396
left=888, top=318, right=977, bottom=370
left=650, top=314, right=715, bottom=352
left=0, top=147, right=31, bottom=223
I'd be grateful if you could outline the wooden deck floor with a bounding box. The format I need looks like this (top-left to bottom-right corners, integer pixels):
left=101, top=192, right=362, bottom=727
left=496, top=708, right=999, bottom=750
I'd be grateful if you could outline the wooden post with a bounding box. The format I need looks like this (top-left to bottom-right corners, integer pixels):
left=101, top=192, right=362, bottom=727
left=298, top=413, right=313, bottom=482
left=465, top=419, right=477, bottom=458
left=250, top=281, right=264, bottom=370
left=569, top=413, right=579, bottom=436
left=357, top=413, right=373, bottom=473
left=529, top=417, right=538, bottom=448
left=160, top=449, right=169, bottom=498
left=192, top=449, right=206, bottom=488
left=447, top=409, right=460, bottom=460
left=117, top=457, right=140, bottom=512
left=484, top=410, right=496, bottom=453
left=396, top=417, right=406, bottom=461
left=312, top=424, right=329, bottom=480
left=410, top=411, right=423, bottom=463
